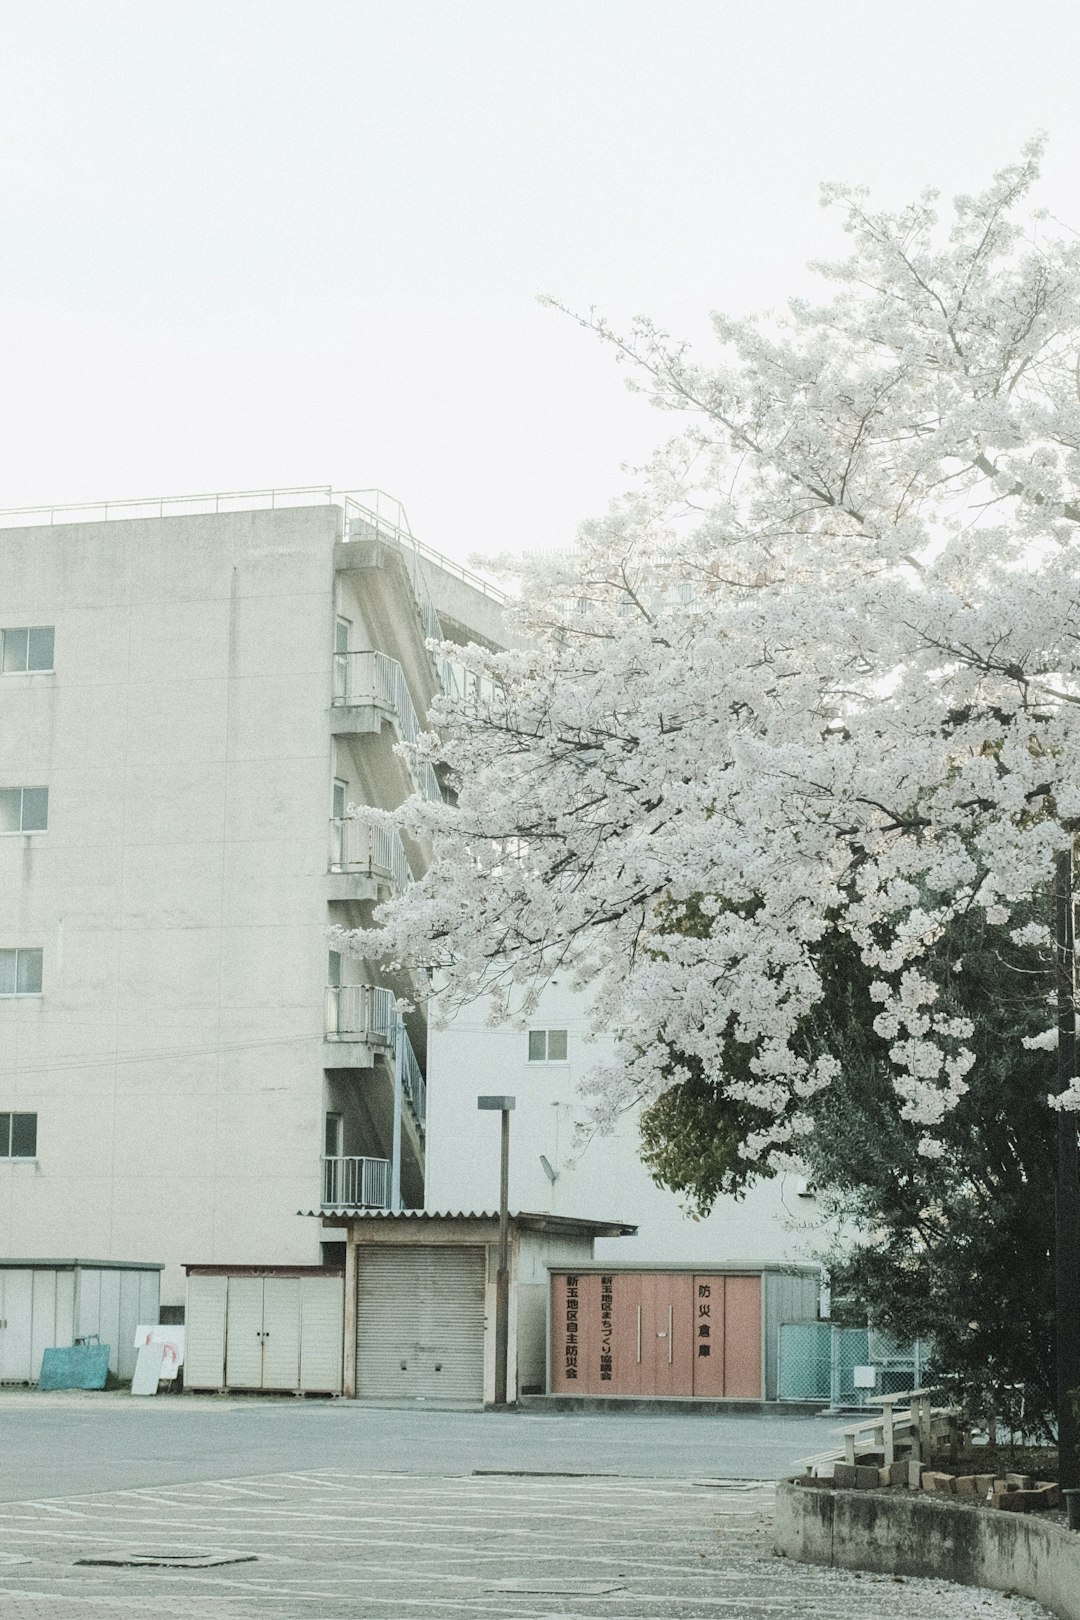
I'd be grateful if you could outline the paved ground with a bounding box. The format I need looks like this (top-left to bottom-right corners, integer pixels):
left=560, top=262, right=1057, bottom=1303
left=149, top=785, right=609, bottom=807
left=0, top=1396, right=1053, bottom=1617
left=0, top=1392, right=845, bottom=1500
left=0, top=1468, right=1052, bottom=1619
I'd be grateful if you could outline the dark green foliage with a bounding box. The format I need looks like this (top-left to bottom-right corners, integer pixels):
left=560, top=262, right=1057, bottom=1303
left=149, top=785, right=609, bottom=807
left=639, top=906, right=1057, bottom=1435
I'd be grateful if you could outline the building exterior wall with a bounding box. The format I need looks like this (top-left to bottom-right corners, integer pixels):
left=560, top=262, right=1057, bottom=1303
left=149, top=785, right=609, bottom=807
left=1, top=496, right=499, bottom=1307
left=426, top=979, right=832, bottom=1270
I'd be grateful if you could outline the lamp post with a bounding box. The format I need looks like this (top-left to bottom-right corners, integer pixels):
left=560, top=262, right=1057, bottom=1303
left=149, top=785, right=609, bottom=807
left=1055, top=847, right=1080, bottom=1491
left=478, top=1094, right=515, bottom=1406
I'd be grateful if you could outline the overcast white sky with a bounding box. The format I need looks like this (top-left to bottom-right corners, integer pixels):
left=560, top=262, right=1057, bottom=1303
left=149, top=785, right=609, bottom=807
left=1, top=0, right=1078, bottom=567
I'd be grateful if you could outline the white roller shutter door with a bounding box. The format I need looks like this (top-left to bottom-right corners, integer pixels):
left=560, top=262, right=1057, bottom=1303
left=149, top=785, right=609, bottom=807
left=356, top=1246, right=486, bottom=1402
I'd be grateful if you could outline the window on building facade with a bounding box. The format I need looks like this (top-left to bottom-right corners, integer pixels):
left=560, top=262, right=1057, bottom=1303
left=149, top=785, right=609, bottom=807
left=528, top=1028, right=568, bottom=1062
left=0, top=627, right=54, bottom=673
left=0, top=1112, right=37, bottom=1157
left=0, top=787, right=48, bottom=834
left=0, top=948, right=43, bottom=996
left=327, top=949, right=342, bottom=989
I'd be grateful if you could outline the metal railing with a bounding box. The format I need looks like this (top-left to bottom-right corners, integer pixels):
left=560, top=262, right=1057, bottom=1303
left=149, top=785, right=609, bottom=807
left=321, top=1154, right=391, bottom=1209
left=0, top=484, right=506, bottom=602
left=332, top=650, right=443, bottom=803
left=329, top=817, right=412, bottom=890
left=400, top=1024, right=427, bottom=1128
left=343, top=488, right=506, bottom=603
left=325, top=984, right=397, bottom=1044
left=344, top=498, right=505, bottom=711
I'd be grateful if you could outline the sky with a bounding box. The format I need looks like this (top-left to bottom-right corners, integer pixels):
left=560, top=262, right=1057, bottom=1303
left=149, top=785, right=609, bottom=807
left=1, top=0, right=1079, bottom=571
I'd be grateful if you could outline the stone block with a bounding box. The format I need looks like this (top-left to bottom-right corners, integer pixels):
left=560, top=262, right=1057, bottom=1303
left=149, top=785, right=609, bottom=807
left=833, top=1464, right=858, bottom=1488
left=854, top=1466, right=880, bottom=1490
left=974, top=1474, right=996, bottom=1498
left=922, top=1472, right=955, bottom=1494
left=952, top=1475, right=979, bottom=1498
left=887, top=1460, right=910, bottom=1487
left=1005, top=1473, right=1033, bottom=1490
left=999, top=1482, right=1060, bottom=1513
left=907, top=1460, right=926, bottom=1489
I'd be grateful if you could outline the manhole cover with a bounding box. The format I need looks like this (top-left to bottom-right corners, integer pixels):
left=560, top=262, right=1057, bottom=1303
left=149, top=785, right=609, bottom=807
left=76, top=1551, right=257, bottom=1568
left=485, top=1579, right=626, bottom=1595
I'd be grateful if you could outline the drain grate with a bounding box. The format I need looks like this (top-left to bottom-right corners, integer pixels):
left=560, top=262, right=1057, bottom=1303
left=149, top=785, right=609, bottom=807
left=76, top=1551, right=257, bottom=1569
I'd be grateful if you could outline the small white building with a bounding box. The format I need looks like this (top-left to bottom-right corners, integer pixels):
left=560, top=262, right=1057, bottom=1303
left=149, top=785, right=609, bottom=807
left=426, top=980, right=830, bottom=1270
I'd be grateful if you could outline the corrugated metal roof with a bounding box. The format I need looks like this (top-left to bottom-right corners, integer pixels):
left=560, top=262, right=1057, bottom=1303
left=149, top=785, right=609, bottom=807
left=300, top=1208, right=638, bottom=1237
left=0, top=1258, right=165, bottom=1271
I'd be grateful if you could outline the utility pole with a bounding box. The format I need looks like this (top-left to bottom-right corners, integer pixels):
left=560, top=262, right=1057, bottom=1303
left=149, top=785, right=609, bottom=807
left=477, top=1094, right=515, bottom=1406
left=1054, top=845, right=1080, bottom=1490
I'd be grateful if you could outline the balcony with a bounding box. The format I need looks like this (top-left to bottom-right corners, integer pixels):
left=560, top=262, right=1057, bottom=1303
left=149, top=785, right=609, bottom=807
left=321, top=1154, right=391, bottom=1210
left=330, top=650, right=442, bottom=803
left=325, top=984, right=396, bottom=1047
left=324, top=985, right=426, bottom=1135
left=327, top=817, right=412, bottom=902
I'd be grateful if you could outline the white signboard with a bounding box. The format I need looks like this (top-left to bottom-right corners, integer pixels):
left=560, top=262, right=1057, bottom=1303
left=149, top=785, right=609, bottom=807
left=134, top=1324, right=185, bottom=1379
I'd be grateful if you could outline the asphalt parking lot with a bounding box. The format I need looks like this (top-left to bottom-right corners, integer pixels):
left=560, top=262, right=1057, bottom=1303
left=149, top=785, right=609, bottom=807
left=0, top=1396, right=1053, bottom=1618
left=0, top=1392, right=843, bottom=1501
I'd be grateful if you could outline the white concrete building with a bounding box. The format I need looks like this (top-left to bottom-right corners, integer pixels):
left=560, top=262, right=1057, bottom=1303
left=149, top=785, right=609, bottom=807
left=0, top=488, right=504, bottom=1309
left=426, top=979, right=829, bottom=1270
left=2, top=485, right=822, bottom=1334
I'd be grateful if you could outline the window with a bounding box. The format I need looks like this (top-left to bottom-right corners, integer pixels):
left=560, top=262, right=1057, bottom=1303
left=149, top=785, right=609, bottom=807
left=528, top=1028, right=568, bottom=1062
left=0, top=948, right=43, bottom=996
left=327, top=950, right=342, bottom=989
left=1, top=626, right=54, bottom=673
left=0, top=787, right=48, bottom=834
left=0, top=1112, right=37, bottom=1158
left=333, top=778, right=347, bottom=821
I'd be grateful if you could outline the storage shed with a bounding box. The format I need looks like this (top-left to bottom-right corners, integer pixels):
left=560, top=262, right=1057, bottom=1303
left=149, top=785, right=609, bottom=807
left=183, top=1265, right=345, bottom=1394
left=0, top=1259, right=163, bottom=1384
left=318, top=1209, right=637, bottom=1403
left=549, top=1262, right=822, bottom=1402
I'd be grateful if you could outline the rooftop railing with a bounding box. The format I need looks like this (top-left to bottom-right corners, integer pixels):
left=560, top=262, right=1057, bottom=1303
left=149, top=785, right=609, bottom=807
left=0, top=484, right=506, bottom=603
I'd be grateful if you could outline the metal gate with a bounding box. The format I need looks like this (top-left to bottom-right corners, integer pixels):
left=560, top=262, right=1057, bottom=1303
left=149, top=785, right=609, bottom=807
left=355, top=1246, right=486, bottom=1401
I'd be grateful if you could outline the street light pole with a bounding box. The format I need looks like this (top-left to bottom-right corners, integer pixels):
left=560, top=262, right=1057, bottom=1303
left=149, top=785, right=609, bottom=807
left=1055, top=847, right=1080, bottom=1490
left=478, top=1094, right=515, bottom=1406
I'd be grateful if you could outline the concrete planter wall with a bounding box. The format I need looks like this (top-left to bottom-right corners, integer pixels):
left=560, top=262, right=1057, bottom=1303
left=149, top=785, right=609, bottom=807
left=775, top=1480, right=1080, bottom=1620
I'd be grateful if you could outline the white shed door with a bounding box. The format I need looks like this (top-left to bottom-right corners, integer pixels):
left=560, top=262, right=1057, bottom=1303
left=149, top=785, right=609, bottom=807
left=185, top=1274, right=228, bottom=1389
left=260, top=1279, right=301, bottom=1390
left=225, top=1278, right=265, bottom=1388
left=299, top=1276, right=344, bottom=1393
left=0, top=1271, right=34, bottom=1382
left=355, top=1247, right=486, bottom=1402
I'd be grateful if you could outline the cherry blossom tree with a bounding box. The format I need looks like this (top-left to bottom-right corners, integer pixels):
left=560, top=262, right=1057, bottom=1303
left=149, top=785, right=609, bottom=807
left=345, top=138, right=1080, bottom=1155
left=339, top=139, right=1080, bottom=1461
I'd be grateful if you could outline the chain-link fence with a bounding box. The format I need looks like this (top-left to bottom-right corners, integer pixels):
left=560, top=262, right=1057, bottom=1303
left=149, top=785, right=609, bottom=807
left=777, top=1319, right=929, bottom=1406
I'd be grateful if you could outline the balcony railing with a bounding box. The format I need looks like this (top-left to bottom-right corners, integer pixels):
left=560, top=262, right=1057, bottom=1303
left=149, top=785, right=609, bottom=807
left=321, top=1154, right=391, bottom=1209
left=329, top=817, right=412, bottom=890
left=332, top=649, right=443, bottom=804
left=400, top=1025, right=426, bottom=1128
left=325, top=984, right=396, bottom=1044
left=324, top=986, right=427, bottom=1133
